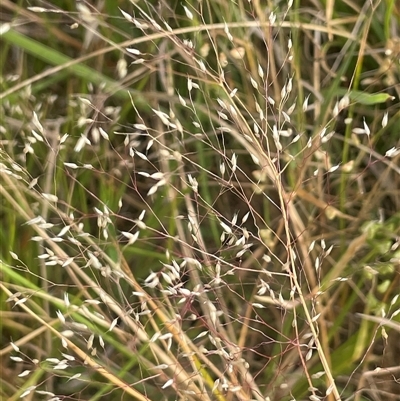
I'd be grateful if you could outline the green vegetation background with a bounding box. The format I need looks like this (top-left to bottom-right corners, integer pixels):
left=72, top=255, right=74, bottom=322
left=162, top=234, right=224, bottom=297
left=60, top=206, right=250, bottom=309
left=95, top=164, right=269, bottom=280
left=0, top=1, right=399, bottom=400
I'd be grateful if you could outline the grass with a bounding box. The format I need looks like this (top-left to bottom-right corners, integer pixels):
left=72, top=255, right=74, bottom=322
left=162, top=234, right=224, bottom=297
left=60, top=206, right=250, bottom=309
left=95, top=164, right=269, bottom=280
left=1, top=0, right=399, bottom=400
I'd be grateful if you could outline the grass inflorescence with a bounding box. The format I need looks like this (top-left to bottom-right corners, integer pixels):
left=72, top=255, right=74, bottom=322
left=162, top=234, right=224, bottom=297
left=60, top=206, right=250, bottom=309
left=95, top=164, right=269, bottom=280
left=1, top=1, right=399, bottom=401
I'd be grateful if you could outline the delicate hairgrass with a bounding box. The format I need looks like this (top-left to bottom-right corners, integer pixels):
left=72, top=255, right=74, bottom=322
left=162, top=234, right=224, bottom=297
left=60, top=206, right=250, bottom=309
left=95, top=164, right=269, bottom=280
left=1, top=0, right=399, bottom=401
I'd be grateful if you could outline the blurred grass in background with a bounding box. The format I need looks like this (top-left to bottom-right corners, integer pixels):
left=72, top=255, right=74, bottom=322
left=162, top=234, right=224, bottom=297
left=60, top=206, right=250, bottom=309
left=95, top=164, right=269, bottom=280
left=0, top=0, right=399, bottom=400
